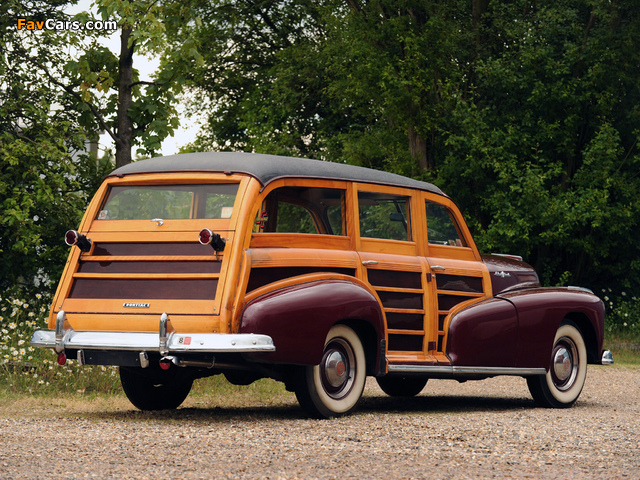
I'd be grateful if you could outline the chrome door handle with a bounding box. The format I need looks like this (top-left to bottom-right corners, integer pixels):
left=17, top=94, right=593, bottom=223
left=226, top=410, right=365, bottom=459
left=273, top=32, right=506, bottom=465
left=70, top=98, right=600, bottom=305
left=431, top=265, right=446, bottom=271
left=362, top=260, right=379, bottom=266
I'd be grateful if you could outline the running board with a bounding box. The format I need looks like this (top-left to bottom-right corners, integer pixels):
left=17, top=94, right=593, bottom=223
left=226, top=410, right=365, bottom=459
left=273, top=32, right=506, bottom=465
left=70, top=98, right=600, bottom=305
left=388, top=365, right=546, bottom=376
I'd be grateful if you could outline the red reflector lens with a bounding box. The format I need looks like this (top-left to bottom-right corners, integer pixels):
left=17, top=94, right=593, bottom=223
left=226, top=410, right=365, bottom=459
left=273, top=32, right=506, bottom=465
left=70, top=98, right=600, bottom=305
left=65, top=230, right=78, bottom=246
left=199, top=228, right=213, bottom=245
left=159, top=360, right=171, bottom=370
left=57, top=352, right=67, bottom=366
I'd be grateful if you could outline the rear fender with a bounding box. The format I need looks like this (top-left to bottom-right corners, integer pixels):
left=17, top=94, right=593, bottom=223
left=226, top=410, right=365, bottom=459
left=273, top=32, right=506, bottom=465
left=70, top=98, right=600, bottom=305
left=239, top=274, right=385, bottom=370
left=447, top=297, right=519, bottom=367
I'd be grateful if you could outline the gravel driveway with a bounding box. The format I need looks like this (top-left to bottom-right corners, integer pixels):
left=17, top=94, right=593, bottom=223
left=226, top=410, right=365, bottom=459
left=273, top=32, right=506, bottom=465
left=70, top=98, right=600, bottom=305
left=1, top=365, right=638, bottom=479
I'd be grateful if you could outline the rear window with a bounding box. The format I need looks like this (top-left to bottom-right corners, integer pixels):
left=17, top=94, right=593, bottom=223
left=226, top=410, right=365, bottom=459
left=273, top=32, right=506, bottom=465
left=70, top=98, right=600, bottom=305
left=96, top=184, right=239, bottom=220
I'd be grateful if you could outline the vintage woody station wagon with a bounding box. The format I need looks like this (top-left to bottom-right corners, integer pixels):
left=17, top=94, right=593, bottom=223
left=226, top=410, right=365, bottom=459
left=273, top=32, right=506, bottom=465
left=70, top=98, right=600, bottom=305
left=31, top=152, right=613, bottom=418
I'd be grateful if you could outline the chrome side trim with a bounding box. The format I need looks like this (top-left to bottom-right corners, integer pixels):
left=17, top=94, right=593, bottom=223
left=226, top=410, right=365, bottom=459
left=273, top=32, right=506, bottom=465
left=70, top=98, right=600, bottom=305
left=568, top=285, right=595, bottom=294
left=31, top=329, right=276, bottom=353
left=601, top=350, right=614, bottom=365
left=388, top=364, right=546, bottom=376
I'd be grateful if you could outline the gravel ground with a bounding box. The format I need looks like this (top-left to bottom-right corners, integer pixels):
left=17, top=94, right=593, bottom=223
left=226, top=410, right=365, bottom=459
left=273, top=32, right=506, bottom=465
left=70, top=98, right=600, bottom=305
left=1, top=365, right=638, bottom=479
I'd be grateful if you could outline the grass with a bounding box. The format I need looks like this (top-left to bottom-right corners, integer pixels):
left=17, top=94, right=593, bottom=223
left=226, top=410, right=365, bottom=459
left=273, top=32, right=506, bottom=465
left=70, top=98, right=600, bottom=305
left=606, top=335, right=640, bottom=365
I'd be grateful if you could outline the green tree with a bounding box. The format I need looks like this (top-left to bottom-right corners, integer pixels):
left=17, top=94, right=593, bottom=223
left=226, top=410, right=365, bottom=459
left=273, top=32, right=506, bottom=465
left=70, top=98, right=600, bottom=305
left=65, top=0, right=203, bottom=167
left=442, top=1, right=640, bottom=292
left=1, top=0, right=201, bottom=292
left=184, top=0, right=640, bottom=296
left=1, top=0, right=91, bottom=292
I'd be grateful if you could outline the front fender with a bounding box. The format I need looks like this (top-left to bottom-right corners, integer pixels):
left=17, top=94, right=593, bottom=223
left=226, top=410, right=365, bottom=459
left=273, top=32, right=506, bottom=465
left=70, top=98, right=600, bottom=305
left=499, top=287, right=606, bottom=368
left=239, top=275, right=385, bottom=366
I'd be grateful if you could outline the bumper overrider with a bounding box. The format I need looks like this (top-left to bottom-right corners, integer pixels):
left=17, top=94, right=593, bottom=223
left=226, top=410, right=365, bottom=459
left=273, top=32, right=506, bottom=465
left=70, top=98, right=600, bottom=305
left=30, top=311, right=276, bottom=369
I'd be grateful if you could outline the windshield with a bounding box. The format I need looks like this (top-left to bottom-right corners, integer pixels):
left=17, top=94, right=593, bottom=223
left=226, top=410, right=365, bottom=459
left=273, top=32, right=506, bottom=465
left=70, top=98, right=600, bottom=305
left=96, top=184, right=239, bottom=220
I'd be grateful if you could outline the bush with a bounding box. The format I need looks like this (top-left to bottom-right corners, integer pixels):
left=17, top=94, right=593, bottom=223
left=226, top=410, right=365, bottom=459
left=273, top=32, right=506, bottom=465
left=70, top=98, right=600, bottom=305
left=0, top=291, right=120, bottom=395
left=601, top=289, right=640, bottom=342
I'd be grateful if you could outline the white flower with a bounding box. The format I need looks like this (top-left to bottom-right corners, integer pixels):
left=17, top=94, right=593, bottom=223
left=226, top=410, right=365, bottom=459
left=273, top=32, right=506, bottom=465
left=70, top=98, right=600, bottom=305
left=624, top=322, right=628, bottom=327
left=35, top=294, right=42, bottom=299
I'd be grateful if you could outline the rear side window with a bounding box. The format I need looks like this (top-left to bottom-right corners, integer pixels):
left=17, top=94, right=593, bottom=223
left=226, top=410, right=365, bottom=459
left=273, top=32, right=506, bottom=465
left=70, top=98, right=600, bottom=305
left=358, top=191, right=411, bottom=241
left=96, top=184, right=239, bottom=220
left=426, top=201, right=467, bottom=247
left=255, top=186, right=346, bottom=235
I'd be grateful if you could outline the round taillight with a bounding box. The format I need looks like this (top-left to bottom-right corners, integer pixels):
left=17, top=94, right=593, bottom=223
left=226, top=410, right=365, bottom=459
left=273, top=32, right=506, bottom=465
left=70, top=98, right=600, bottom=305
left=65, top=230, right=79, bottom=246
left=199, top=228, right=213, bottom=245
left=57, top=352, right=67, bottom=366
left=159, top=360, right=171, bottom=370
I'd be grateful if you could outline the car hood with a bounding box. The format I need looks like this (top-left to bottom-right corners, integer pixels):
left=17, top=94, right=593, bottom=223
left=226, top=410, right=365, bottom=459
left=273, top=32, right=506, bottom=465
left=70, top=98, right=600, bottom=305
left=482, top=254, right=540, bottom=295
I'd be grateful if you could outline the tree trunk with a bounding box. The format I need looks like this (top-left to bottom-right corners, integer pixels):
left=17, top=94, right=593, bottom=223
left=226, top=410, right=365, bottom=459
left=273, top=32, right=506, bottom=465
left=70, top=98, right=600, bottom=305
left=472, top=0, right=490, bottom=29
left=408, top=125, right=433, bottom=171
left=115, top=26, right=134, bottom=168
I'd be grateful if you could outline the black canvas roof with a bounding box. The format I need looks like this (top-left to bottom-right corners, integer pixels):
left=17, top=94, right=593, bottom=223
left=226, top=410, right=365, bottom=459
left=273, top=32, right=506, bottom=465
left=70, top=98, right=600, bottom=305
left=108, top=152, right=445, bottom=196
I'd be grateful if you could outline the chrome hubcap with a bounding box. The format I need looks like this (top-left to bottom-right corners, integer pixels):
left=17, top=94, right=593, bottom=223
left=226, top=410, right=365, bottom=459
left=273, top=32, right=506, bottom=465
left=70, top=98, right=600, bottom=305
left=320, top=338, right=355, bottom=399
left=324, top=351, right=348, bottom=388
left=553, top=347, right=572, bottom=382
left=550, top=337, right=578, bottom=391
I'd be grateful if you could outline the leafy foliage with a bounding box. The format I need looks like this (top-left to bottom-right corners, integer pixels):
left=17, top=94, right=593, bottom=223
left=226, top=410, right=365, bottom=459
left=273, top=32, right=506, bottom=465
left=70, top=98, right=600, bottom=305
left=1, top=0, right=203, bottom=293
left=183, top=0, right=640, bottom=296
left=1, top=0, right=95, bottom=292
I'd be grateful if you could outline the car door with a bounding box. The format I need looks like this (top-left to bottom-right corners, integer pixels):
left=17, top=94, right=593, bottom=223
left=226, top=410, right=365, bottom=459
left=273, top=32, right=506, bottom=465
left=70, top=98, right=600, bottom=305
left=422, top=193, right=518, bottom=366
left=354, top=184, right=439, bottom=365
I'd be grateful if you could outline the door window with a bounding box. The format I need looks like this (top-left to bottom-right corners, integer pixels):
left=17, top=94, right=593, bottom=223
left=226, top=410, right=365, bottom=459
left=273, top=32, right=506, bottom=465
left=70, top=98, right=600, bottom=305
left=358, top=191, right=411, bottom=241
left=425, top=201, right=467, bottom=247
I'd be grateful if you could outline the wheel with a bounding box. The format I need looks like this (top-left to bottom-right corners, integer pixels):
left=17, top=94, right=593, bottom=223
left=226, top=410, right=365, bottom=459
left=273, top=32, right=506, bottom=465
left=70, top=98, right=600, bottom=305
left=120, top=366, right=193, bottom=410
left=376, top=376, right=428, bottom=397
left=294, top=324, right=366, bottom=418
left=527, top=321, right=587, bottom=408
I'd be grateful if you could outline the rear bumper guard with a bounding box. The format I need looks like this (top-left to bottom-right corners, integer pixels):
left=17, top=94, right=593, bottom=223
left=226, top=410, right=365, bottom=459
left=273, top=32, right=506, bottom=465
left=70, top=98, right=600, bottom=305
left=30, top=311, right=276, bottom=366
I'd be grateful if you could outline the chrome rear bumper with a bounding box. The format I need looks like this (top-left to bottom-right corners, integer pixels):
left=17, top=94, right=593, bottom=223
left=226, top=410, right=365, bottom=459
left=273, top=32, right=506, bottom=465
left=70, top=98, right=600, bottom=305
left=601, top=350, right=614, bottom=365
left=30, top=311, right=275, bottom=363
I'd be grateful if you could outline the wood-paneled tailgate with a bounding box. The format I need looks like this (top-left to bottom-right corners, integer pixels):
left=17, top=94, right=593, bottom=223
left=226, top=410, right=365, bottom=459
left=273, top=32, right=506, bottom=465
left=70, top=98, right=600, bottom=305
left=58, top=234, right=229, bottom=333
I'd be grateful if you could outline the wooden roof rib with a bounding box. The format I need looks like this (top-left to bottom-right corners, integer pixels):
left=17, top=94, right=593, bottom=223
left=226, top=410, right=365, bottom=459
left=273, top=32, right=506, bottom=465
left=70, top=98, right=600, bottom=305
left=108, top=152, right=445, bottom=196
